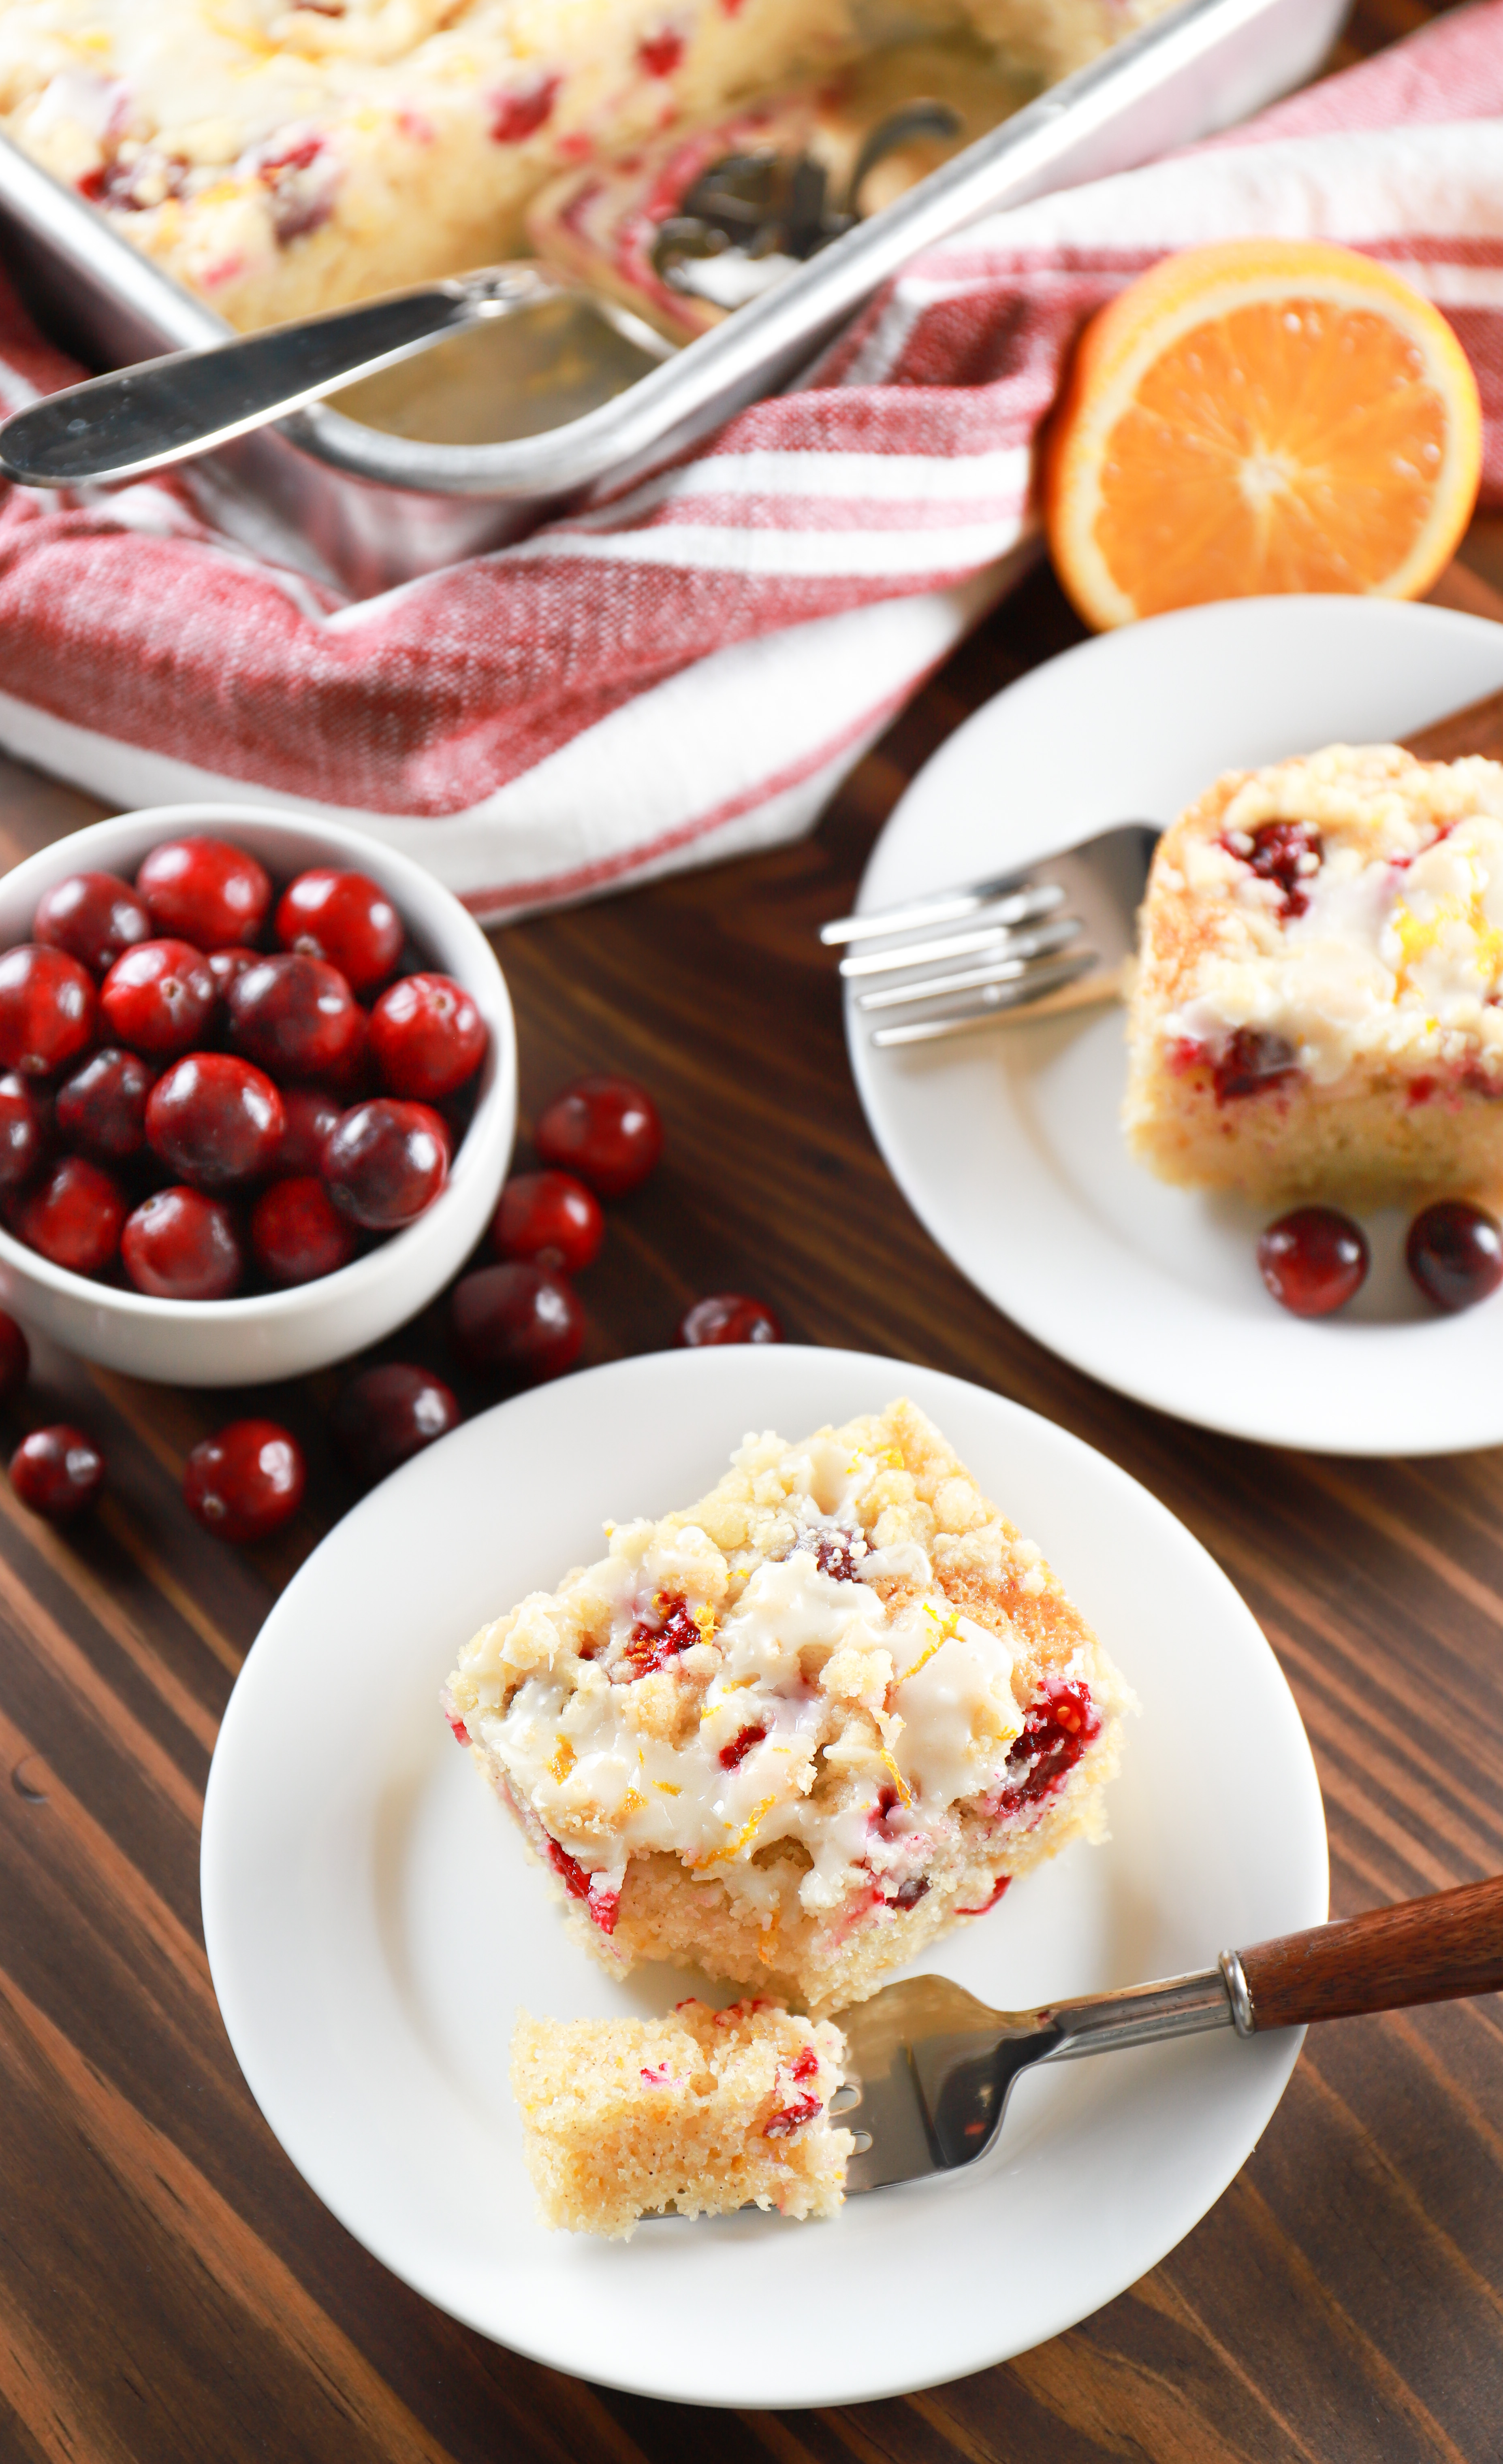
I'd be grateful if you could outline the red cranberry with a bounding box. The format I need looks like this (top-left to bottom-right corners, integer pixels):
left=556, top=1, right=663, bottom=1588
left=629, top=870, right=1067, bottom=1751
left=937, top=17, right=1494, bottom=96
left=1406, top=1200, right=1503, bottom=1313
left=55, top=1047, right=153, bottom=1163
left=145, top=1052, right=284, bottom=1190
left=1212, top=1027, right=1299, bottom=1105
left=183, top=1418, right=305, bottom=1542
left=0, top=1073, right=48, bottom=1187
left=322, top=1099, right=449, bottom=1230
left=491, top=1170, right=603, bottom=1273
left=996, top=1679, right=1100, bottom=1816
left=206, top=946, right=261, bottom=1002
left=330, top=1362, right=461, bottom=1483
left=0, top=944, right=97, bottom=1076
left=679, top=1293, right=782, bottom=1346
left=226, top=952, right=363, bottom=1082
left=136, top=836, right=271, bottom=950
left=534, top=1074, right=662, bottom=1196
left=10, top=1424, right=104, bottom=1519
left=100, top=940, right=217, bottom=1059
left=368, top=972, right=487, bottom=1102
left=278, top=1085, right=344, bottom=1176
left=1224, top=819, right=1322, bottom=919
left=122, top=1186, right=242, bottom=1300
left=1257, top=1208, right=1369, bottom=1317
left=11, top=1157, right=126, bottom=1275
left=0, top=1311, right=27, bottom=1398
left=275, top=869, right=403, bottom=993
left=34, top=871, right=152, bottom=973
left=250, top=1176, right=357, bottom=1285
left=451, top=1262, right=584, bottom=1382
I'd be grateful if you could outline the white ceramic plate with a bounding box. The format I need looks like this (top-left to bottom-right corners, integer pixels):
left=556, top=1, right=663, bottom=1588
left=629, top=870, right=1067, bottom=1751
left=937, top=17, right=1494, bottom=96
left=201, top=1345, right=1326, bottom=2409
left=847, top=597, right=1503, bottom=1454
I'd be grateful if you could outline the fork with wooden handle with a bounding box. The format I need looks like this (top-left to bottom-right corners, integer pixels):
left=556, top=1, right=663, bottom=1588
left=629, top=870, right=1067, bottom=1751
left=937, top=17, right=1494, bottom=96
left=832, top=1874, right=1503, bottom=2192
left=822, top=678, right=1503, bottom=1049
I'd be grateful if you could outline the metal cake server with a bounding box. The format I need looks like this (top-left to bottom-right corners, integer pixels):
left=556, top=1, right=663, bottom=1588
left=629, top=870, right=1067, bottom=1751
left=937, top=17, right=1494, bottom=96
left=833, top=1875, right=1503, bottom=2192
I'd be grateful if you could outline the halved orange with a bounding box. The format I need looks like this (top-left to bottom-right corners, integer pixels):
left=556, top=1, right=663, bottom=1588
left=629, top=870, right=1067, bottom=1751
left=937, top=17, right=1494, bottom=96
left=1044, top=237, right=1483, bottom=631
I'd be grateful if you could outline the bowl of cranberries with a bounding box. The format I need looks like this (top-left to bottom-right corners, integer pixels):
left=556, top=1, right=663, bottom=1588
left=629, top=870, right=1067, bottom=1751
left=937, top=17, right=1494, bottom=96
left=0, top=804, right=516, bottom=1383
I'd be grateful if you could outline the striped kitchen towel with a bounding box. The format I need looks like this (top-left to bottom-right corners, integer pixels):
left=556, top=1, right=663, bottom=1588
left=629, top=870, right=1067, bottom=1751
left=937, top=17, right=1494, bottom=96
left=2, top=0, right=1502, bottom=921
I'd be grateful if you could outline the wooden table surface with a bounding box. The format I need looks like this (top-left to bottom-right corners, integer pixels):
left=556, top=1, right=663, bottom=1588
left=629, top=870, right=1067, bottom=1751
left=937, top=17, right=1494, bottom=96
left=5, top=6, right=1503, bottom=2460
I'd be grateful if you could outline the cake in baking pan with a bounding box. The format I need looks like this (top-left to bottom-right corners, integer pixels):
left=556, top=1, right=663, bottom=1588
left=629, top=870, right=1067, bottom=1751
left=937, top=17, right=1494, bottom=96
left=1124, top=744, right=1503, bottom=1208
left=0, top=0, right=1181, bottom=333
left=511, top=1997, right=851, bottom=2236
left=442, top=1398, right=1130, bottom=2017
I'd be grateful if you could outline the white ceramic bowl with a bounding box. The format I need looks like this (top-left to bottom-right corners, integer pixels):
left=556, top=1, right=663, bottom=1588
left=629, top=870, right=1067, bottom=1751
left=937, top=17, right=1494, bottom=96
left=0, top=803, right=517, bottom=1385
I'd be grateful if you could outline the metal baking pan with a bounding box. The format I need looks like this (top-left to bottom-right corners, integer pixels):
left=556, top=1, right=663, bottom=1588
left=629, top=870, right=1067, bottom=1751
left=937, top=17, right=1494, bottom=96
left=0, top=0, right=1348, bottom=595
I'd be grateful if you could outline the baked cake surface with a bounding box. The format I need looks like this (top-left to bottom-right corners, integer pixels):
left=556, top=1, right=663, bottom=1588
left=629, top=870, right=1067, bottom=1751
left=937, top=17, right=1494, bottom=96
left=0, top=0, right=1180, bottom=332
left=512, top=1996, right=850, bottom=2236
left=1125, top=743, right=1503, bottom=1208
left=443, top=1397, right=1129, bottom=2016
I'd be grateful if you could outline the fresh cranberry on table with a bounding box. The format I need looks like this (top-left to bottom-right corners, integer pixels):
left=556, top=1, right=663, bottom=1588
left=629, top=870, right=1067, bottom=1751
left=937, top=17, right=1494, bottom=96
left=250, top=1176, right=357, bottom=1286
left=331, top=1362, right=461, bottom=1483
left=679, top=1293, right=783, bottom=1346
left=1257, top=1208, right=1369, bottom=1317
left=10, top=1424, right=105, bottom=1519
left=0, top=943, right=97, bottom=1077
left=0, top=1072, right=48, bottom=1187
left=278, top=1085, right=344, bottom=1177
left=0, top=1310, right=28, bottom=1399
left=145, top=1052, right=285, bottom=1191
left=226, top=951, right=363, bottom=1082
left=534, top=1074, right=662, bottom=1196
left=183, top=1418, right=305, bottom=1542
left=450, top=1261, right=584, bottom=1382
left=11, top=1156, right=126, bottom=1275
left=100, top=939, right=217, bottom=1059
left=322, top=1099, right=450, bottom=1230
left=206, top=946, right=262, bottom=1003
left=491, top=1170, right=603, bottom=1273
left=55, top=1047, right=153, bottom=1164
left=1406, top=1200, right=1503, bottom=1313
left=136, top=835, right=272, bottom=951
left=121, top=1185, right=243, bottom=1300
left=275, top=869, right=404, bottom=994
left=368, top=972, right=486, bottom=1101
left=34, top=871, right=152, bottom=974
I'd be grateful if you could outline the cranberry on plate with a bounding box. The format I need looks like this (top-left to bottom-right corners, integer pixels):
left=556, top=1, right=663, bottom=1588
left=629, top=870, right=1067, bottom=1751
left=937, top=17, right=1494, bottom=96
left=0, top=1073, right=49, bottom=1187
left=1406, top=1200, right=1503, bottom=1313
left=534, top=1074, right=662, bottom=1197
left=226, top=951, right=363, bottom=1083
left=0, top=944, right=97, bottom=1076
left=491, top=1170, right=603, bottom=1273
left=34, top=871, right=152, bottom=974
left=450, top=1261, right=584, bottom=1383
left=322, top=1099, right=450, bottom=1230
left=10, top=1424, right=105, bottom=1519
left=250, top=1176, right=357, bottom=1286
left=183, top=1418, right=305, bottom=1542
left=12, top=1156, right=127, bottom=1276
left=1257, top=1207, right=1369, bottom=1317
left=136, top=835, right=272, bottom=951
left=276, top=869, right=403, bottom=994
left=122, top=1186, right=243, bottom=1301
left=679, top=1292, right=783, bottom=1346
left=0, top=1310, right=28, bottom=1399
left=368, top=972, right=486, bottom=1101
left=100, top=939, right=217, bottom=1059
left=331, top=1362, right=461, bottom=1484
left=278, top=1085, right=344, bottom=1177
left=56, top=1047, right=154, bottom=1164
left=145, top=1052, right=285, bottom=1191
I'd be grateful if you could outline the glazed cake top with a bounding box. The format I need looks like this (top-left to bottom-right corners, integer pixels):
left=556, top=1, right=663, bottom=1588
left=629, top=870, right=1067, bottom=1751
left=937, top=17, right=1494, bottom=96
left=1142, top=744, right=1503, bottom=1085
left=444, top=1399, right=1101, bottom=1923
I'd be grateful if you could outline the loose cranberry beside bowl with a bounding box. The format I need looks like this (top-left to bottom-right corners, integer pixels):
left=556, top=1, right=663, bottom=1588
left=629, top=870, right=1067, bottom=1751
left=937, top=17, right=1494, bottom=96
left=0, top=805, right=516, bottom=1385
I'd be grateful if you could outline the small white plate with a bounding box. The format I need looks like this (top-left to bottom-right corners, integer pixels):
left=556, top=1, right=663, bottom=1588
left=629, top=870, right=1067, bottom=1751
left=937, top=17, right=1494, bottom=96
left=201, top=1345, right=1326, bottom=2409
left=846, top=597, right=1503, bottom=1454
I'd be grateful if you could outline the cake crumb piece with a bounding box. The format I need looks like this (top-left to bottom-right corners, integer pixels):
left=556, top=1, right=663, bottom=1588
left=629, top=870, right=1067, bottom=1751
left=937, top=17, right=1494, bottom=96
left=511, top=1998, right=852, bottom=2239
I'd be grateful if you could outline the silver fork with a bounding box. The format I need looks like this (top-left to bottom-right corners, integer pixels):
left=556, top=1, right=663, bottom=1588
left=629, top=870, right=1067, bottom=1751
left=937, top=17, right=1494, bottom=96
left=833, top=1875, right=1503, bottom=2192
left=820, top=822, right=1159, bottom=1049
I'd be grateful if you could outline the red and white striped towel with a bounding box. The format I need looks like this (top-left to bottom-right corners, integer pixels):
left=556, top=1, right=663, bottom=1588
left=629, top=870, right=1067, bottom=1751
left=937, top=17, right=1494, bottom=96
left=2, top=2, right=1503, bottom=921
